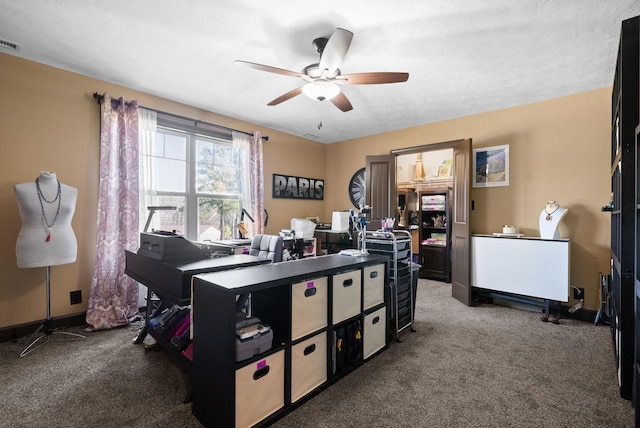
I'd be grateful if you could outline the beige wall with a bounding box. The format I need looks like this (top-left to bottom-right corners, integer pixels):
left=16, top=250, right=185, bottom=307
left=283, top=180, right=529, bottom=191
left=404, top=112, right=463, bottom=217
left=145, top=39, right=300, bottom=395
left=0, top=53, right=324, bottom=329
left=0, top=51, right=611, bottom=329
left=324, top=88, right=611, bottom=311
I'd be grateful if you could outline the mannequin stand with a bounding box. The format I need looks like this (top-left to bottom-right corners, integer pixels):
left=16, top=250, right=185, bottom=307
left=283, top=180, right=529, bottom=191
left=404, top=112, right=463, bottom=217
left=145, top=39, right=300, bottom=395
left=20, top=266, right=85, bottom=357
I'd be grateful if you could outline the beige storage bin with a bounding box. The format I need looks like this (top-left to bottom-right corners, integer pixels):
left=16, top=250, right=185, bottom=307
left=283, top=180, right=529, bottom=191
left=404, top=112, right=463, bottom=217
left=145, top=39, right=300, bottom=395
left=235, top=350, right=285, bottom=428
left=332, top=269, right=362, bottom=324
left=363, top=307, right=387, bottom=359
left=363, top=263, right=385, bottom=310
left=290, top=331, right=328, bottom=403
left=291, top=276, right=328, bottom=341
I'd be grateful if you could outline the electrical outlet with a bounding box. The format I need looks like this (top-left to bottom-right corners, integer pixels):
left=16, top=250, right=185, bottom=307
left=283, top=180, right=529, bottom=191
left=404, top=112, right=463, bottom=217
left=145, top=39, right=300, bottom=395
left=70, top=290, right=82, bottom=305
left=573, top=287, right=584, bottom=300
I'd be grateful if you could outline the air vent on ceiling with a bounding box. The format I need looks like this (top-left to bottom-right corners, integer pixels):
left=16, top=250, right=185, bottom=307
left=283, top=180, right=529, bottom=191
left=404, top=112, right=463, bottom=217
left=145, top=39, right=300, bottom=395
left=0, top=39, right=21, bottom=52
left=303, top=133, right=320, bottom=140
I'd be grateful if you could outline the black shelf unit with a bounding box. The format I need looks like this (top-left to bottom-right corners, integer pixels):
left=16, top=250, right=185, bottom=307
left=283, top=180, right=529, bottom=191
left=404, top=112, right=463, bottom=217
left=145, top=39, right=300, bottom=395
left=418, top=188, right=451, bottom=282
left=190, top=254, right=389, bottom=428
left=636, top=122, right=640, bottom=423
left=609, top=15, right=638, bottom=402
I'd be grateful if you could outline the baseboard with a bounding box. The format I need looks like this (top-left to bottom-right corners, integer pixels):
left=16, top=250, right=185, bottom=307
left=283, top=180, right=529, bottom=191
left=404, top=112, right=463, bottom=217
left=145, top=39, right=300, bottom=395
left=559, top=305, right=601, bottom=324
left=0, top=313, right=88, bottom=343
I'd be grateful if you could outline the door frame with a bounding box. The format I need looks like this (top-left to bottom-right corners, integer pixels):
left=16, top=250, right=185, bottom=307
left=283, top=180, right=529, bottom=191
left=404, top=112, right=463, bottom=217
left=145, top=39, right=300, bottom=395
left=390, top=138, right=472, bottom=306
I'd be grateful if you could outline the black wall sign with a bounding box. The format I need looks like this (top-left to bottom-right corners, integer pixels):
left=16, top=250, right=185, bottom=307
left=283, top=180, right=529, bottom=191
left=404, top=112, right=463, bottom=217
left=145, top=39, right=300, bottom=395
left=272, top=173, right=324, bottom=200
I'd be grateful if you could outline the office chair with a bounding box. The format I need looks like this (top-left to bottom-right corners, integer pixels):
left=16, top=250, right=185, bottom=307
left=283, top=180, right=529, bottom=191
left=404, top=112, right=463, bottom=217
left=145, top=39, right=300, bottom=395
left=238, top=234, right=284, bottom=317
left=248, top=234, right=284, bottom=263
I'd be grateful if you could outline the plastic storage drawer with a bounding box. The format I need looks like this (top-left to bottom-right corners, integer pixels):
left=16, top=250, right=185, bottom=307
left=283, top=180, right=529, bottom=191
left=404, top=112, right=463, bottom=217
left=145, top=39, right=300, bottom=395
left=292, top=276, right=328, bottom=340
left=363, top=306, right=386, bottom=359
left=332, top=269, right=362, bottom=324
left=291, top=331, right=328, bottom=403
left=367, top=239, right=410, bottom=252
left=363, top=264, right=385, bottom=310
left=235, top=350, right=285, bottom=428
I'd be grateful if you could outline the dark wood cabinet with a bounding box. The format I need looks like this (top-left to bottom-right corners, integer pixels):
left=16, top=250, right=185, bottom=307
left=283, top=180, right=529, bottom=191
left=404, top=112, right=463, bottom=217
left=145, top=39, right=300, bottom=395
left=420, top=245, right=448, bottom=280
left=418, top=188, right=451, bottom=282
left=609, top=15, right=638, bottom=402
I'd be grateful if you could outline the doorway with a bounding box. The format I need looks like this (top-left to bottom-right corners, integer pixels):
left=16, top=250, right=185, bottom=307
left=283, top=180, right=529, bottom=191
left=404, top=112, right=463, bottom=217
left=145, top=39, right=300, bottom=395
left=367, top=138, right=472, bottom=305
left=396, top=148, right=453, bottom=282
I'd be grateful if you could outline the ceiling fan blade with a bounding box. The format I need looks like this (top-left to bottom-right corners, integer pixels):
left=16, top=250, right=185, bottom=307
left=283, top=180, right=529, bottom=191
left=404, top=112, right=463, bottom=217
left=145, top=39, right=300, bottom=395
left=336, top=72, right=409, bottom=85
left=235, top=60, right=301, bottom=78
left=267, top=87, right=303, bottom=106
left=319, top=28, right=353, bottom=76
left=330, top=92, right=353, bottom=112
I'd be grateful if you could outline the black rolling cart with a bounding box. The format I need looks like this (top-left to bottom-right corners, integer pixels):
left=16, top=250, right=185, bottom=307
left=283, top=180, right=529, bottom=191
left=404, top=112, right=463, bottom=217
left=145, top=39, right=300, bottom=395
left=361, top=229, right=415, bottom=340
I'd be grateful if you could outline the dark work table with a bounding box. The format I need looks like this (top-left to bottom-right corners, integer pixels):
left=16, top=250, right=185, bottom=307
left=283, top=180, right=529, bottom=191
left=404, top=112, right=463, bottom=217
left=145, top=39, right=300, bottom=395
left=124, top=250, right=271, bottom=343
left=314, top=229, right=355, bottom=253
left=125, top=250, right=270, bottom=304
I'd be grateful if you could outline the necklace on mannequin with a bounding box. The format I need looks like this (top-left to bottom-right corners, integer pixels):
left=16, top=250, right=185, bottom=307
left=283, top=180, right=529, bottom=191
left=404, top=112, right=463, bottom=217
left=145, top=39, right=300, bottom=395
left=35, top=177, right=62, bottom=241
left=544, top=201, right=559, bottom=221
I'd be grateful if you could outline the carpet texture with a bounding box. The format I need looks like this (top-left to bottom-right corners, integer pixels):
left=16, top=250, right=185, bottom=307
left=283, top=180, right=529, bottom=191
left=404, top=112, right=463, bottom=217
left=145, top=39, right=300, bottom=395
left=0, top=280, right=633, bottom=427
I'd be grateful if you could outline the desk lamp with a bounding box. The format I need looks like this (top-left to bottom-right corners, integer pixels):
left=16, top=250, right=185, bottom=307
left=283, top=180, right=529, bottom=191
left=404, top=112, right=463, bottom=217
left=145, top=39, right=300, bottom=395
left=143, top=206, right=177, bottom=233
left=237, top=208, right=255, bottom=239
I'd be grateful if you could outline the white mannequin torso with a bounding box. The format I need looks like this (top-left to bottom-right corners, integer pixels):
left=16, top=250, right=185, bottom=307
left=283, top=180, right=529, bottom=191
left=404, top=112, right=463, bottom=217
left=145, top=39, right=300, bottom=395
left=539, top=201, right=567, bottom=240
left=15, top=172, right=78, bottom=268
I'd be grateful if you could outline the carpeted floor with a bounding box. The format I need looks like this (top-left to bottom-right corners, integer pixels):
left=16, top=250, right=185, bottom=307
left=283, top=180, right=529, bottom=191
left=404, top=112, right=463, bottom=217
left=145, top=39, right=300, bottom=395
left=0, top=280, right=633, bottom=427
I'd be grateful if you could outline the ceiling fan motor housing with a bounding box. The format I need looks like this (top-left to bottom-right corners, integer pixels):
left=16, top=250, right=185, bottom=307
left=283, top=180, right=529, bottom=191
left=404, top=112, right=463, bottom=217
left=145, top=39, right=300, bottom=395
left=313, top=37, right=328, bottom=54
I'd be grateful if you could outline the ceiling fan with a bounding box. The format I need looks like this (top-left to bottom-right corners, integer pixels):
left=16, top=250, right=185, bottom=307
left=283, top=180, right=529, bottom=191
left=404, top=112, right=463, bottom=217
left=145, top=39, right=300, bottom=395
left=235, top=28, right=409, bottom=112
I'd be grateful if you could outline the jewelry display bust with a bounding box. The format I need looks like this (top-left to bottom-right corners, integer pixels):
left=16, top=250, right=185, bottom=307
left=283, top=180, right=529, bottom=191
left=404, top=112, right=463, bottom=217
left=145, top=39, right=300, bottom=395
left=539, top=200, right=568, bottom=240
left=14, top=171, right=78, bottom=268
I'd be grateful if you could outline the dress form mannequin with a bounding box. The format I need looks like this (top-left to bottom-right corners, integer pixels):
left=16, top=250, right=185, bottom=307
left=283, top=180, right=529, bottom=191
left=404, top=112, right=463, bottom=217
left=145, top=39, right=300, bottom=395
left=539, top=201, right=568, bottom=240
left=15, top=171, right=78, bottom=268
left=14, top=171, right=83, bottom=356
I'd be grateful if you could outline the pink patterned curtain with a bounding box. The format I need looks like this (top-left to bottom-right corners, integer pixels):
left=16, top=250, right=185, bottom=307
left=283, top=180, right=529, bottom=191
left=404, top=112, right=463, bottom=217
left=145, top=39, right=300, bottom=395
left=249, top=132, right=265, bottom=235
left=86, top=94, right=140, bottom=330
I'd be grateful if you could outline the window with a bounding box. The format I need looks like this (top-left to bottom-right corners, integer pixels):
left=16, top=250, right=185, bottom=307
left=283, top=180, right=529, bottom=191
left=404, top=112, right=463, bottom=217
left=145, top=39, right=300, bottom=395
left=139, top=113, right=247, bottom=242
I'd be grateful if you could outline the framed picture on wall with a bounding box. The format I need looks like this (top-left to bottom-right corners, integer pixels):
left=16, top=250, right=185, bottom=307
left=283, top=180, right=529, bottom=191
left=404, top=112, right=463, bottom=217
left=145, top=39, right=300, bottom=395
left=472, top=144, right=509, bottom=188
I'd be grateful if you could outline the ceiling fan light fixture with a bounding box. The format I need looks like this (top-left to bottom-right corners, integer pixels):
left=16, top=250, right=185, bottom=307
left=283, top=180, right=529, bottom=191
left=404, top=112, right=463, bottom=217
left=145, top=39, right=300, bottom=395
left=302, top=80, right=340, bottom=101
left=237, top=28, right=407, bottom=111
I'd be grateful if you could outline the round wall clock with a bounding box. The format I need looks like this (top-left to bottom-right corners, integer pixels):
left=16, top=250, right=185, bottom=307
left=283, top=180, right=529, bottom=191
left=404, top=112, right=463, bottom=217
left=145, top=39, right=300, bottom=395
left=348, top=168, right=366, bottom=208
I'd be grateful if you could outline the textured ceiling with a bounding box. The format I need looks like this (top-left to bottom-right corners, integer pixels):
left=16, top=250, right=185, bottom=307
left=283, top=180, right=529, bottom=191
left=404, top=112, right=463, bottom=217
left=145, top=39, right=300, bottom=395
left=1, top=1, right=639, bottom=143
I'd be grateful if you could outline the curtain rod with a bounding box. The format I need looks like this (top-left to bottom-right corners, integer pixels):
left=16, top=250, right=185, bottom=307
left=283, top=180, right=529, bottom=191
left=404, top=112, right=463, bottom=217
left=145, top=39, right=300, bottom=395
left=92, top=92, right=268, bottom=141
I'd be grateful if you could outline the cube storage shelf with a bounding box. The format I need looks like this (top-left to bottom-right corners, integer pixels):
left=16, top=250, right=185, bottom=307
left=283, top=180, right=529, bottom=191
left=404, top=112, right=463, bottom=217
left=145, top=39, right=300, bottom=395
left=191, top=254, right=389, bottom=428
left=609, top=15, right=639, bottom=402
